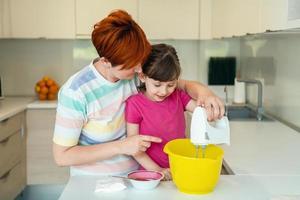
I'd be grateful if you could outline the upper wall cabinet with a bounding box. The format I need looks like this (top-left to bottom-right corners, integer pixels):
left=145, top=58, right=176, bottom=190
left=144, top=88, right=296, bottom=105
left=75, top=0, right=138, bottom=38
left=9, top=0, right=75, bottom=38
left=8, top=0, right=75, bottom=38
left=0, top=0, right=3, bottom=37
left=261, top=0, right=300, bottom=31
left=138, top=0, right=200, bottom=40
left=0, top=0, right=10, bottom=38
left=261, top=0, right=287, bottom=31
left=211, top=0, right=262, bottom=38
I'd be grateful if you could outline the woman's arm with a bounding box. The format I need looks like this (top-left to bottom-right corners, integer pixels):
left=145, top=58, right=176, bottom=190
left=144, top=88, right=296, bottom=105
left=126, top=122, right=162, bottom=171
left=53, top=133, right=162, bottom=167
left=178, top=79, right=224, bottom=121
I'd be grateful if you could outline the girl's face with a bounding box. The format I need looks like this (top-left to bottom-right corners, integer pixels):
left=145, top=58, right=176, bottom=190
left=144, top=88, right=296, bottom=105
left=142, top=76, right=177, bottom=102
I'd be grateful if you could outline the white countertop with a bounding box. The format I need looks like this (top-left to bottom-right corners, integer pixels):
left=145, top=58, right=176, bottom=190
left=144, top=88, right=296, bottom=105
left=59, top=175, right=300, bottom=200
left=0, top=97, right=34, bottom=121
left=223, top=121, right=300, bottom=175
left=27, top=100, right=57, bottom=109
left=1, top=97, right=300, bottom=198
left=58, top=110, right=300, bottom=199
left=0, top=97, right=57, bottom=121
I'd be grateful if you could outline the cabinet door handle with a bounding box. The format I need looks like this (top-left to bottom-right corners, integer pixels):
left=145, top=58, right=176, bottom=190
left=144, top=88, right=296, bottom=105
left=0, top=137, right=9, bottom=144
left=0, top=117, right=9, bottom=124
left=0, top=170, right=10, bottom=181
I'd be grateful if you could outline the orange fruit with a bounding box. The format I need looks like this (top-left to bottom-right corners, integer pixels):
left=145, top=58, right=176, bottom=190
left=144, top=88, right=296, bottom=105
left=38, top=80, right=46, bottom=87
left=46, top=79, right=54, bottom=87
left=40, top=86, right=49, bottom=94
left=47, top=93, right=57, bottom=100
left=49, top=85, right=58, bottom=94
left=39, top=93, right=47, bottom=100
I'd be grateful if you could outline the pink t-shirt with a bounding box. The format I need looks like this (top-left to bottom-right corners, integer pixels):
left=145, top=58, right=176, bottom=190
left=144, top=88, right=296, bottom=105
left=125, top=89, right=192, bottom=168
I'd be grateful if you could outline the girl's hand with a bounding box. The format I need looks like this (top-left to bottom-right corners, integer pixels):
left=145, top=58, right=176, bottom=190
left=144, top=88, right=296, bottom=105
left=197, top=95, right=224, bottom=121
left=160, top=168, right=172, bottom=181
left=120, top=135, right=162, bottom=156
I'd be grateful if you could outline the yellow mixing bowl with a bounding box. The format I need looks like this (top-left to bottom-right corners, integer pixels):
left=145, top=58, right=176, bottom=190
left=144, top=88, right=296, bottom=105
left=164, top=139, right=224, bottom=194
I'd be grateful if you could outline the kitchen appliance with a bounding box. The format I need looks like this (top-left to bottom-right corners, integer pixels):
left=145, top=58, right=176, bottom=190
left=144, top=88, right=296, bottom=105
left=190, top=106, right=230, bottom=157
left=163, top=107, right=230, bottom=194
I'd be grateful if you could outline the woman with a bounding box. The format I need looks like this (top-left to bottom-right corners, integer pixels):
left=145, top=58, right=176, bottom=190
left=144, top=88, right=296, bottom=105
left=53, top=10, right=224, bottom=176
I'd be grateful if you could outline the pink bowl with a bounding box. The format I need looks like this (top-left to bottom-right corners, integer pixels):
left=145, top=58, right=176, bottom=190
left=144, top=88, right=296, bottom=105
left=127, top=170, right=164, bottom=190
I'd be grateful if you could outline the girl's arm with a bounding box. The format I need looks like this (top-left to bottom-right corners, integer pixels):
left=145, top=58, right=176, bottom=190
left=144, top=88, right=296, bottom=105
left=127, top=122, right=162, bottom=171
left=185, top=99, right=198, bottom=113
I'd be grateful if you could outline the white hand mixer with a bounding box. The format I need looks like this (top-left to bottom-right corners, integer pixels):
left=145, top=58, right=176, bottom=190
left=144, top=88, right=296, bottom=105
left=190, top=107, right=230, bottom=157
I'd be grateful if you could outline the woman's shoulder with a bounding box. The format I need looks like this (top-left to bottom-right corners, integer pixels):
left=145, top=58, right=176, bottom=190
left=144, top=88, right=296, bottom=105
left=63, top=65, right=93, bottom=90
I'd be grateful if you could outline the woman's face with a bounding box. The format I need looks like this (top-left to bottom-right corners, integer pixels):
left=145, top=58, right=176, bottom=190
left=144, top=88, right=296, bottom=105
left=143, top=77, right=177, bottom=102
left=109, top=63, right=142, bottom=81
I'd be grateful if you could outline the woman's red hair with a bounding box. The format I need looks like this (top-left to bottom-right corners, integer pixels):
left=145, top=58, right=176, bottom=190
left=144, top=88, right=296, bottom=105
left=92, top=10, right=151, bottom=69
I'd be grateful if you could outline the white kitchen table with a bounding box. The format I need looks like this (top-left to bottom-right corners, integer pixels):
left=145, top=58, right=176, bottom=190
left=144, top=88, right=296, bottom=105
left=58, top=175, right=300, bottom=200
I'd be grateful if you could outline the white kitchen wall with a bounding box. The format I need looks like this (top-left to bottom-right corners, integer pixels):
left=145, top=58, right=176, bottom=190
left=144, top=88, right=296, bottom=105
left=0, top=39, right=201, bottom=96
left=240, top=33, right=300, bottom=130
left=0, top=38, right=239, bottom=97
left=199, top=38, right=240, bottom=100
left=0, top=39, right=74, bottom=96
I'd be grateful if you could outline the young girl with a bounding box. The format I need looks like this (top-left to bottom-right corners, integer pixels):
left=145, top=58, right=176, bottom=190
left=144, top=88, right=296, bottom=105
left=125, top=44, right=198, bottom=180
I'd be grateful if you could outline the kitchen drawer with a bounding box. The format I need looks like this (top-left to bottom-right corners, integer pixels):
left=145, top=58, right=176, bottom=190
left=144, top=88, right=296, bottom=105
left=0, top=112, right=23, bottom=142
left=0, top=130, right=22, bottom=177
left=0, top=162, right=26, bottom=200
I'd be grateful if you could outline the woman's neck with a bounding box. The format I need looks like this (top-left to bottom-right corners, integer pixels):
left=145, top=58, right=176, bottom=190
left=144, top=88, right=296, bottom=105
left=93, top=59, right=119, bottom=82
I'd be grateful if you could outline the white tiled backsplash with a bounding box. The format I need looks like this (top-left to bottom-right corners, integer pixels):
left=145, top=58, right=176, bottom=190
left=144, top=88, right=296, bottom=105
left=0, top=34, right=299, bottom=130
left=240, top=34, right=300, bottom=130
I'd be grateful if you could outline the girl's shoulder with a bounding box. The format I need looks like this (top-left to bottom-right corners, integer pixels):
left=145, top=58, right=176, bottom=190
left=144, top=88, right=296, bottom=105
left=172, top=88, right=189, bottom=96
left=126, top=92, right=144, bottom=103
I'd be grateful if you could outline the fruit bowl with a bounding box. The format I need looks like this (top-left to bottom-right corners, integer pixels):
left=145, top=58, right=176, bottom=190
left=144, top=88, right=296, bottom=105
left=35, top=76, right=59, bottom=100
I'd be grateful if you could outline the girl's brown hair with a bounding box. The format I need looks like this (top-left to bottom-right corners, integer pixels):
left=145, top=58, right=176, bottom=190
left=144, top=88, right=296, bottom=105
left=91, top=10, right=151, bottom=69
left=142, top=43, right=181, bottom=82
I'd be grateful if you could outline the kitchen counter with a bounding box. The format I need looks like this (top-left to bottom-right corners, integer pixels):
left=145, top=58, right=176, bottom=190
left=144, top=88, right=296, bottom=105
left=59, top=175, right=300, bottom=200
left=0, top=97, right=34, bottom=121
left=27, top=100, right=57, bottom=109
left=223, top=121, right=300, bottom=175
left=59, top=112, right=300, bottom=199
left=2, top=97, right=300, bottom=198
left=0, top=98, right=57, bottom=121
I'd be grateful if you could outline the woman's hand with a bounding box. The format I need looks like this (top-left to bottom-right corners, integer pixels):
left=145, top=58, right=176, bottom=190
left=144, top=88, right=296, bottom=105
left=120, top=135, right=162, bottom=156
left=160, top=168, right=172, bottom=181
left=197, top=95, right=225, bottom=121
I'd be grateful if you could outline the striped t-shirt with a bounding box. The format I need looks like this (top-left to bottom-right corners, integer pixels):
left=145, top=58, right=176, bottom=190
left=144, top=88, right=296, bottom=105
left=53, top=60, right=139, bottom=176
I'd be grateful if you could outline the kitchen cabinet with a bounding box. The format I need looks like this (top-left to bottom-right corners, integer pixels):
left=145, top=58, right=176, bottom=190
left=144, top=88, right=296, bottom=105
left=75, top=0, right=138, bottom=38
left=26, top=109, right=69, bottom=184
left=0, top=0, right=10, bottom=38
left=286, top=0, right=300, bottom=29
left=0, top=112, right=26, bottom=200
left=261, top=0, right=287, bottom=31
left=8, top=0, right=75, bottom=38
left=138, top=0, right=200, bottom=39
left=261, top=0, right=300, bottom=31
left=211, top=0, right=262, bottom=38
